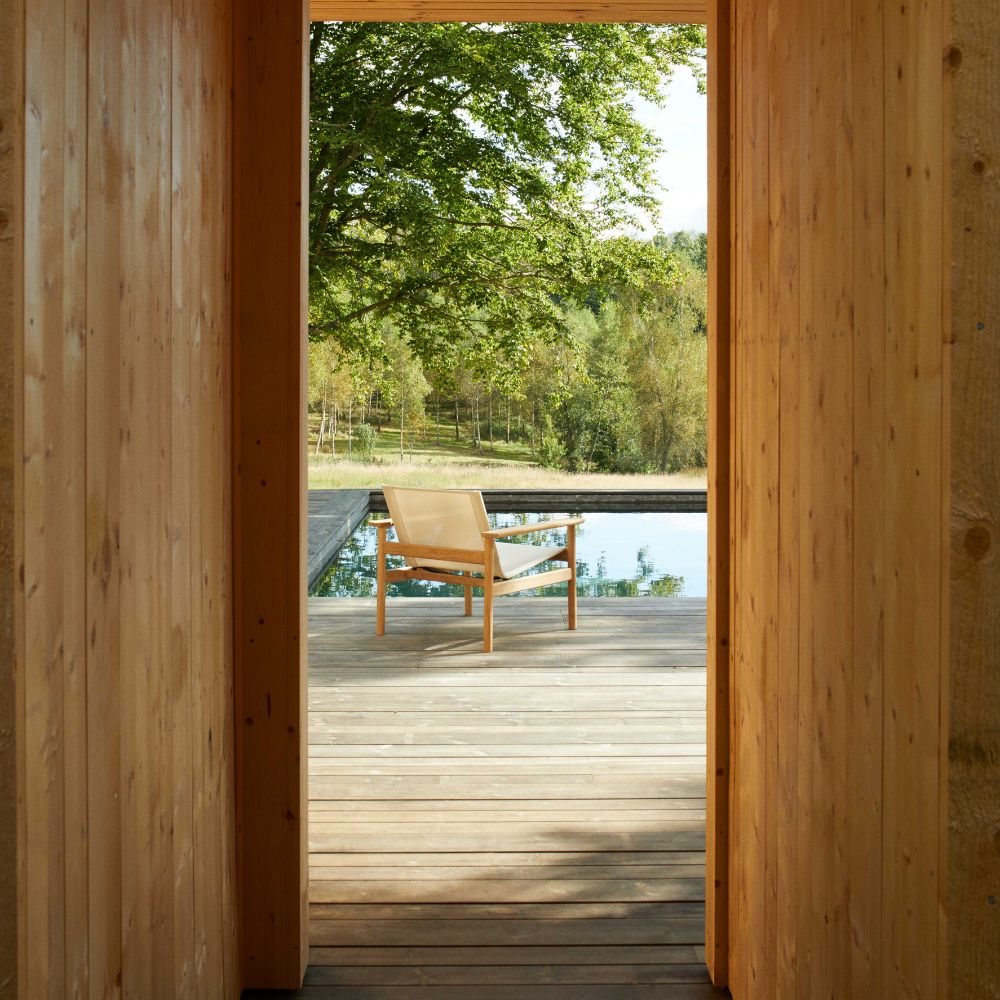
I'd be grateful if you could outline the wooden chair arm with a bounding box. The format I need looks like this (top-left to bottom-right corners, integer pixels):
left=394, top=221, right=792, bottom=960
left=481, top=517, right=585, bottom=540
left=370, top=519, right=393, bottom=529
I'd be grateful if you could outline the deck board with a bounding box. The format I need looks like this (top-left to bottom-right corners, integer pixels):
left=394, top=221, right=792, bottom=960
left=287, top=596, right=725, bottom=999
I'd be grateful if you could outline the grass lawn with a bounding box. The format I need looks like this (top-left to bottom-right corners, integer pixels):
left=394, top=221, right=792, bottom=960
left=308, top=424, right=706, bottom=490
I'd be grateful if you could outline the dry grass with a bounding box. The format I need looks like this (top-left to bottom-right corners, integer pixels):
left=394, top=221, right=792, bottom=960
left=309, top=455, right=706, bottom=491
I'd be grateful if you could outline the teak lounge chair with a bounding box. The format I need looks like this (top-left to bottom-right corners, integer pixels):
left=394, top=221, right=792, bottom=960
left=373, top=486, right=584, bottom=652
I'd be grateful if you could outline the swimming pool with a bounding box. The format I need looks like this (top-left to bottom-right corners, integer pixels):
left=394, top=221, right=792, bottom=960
left=309, top=511, right=707, bottom=598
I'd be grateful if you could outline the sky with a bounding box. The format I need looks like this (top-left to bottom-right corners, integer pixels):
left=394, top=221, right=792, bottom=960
left=631, top=64, right=708, bottom=235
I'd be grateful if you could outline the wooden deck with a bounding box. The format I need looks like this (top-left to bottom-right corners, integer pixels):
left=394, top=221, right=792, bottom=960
left=288, top=596, right=722, bottom=998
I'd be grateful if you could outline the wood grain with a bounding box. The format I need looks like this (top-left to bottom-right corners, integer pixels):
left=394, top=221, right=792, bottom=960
left=947, top=0, right=1000, bottom=992
left=11, top=0, right=237, bottom=995
left=724, top=0, right=954, bottom=994
left=0, top=0, right=22, bottom=993
left=233, top=0, right=310, bottom=989
left=704, top=0, right=731, bottom=986
left=310, top=0, right=708, bottom=24
left=298, top=597, right=721, bottom=998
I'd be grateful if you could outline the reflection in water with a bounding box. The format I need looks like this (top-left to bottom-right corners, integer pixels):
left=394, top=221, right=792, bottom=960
left=310, top=512, right=708, bottom=599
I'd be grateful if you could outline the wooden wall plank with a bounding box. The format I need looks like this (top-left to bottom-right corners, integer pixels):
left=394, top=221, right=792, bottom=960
left=233, top=0, right=310, bottom=988
left=789, top=13, right=814, bottom=992
left=12, top=0, right=237, bottom=995
left=169, top=2, right=197, bottom=982
left=23, top=3, right=68, bottom=991
left=85, top=0, right=126, bottom=990
left=310, top=0, right=708, bottom=24
left=848, top=0, right=886, bottom=992
left=739, top=0, right=773, bottom=993
left=0, top=0, right=22, bottom=994
left=947, top=0, right=1000, bottom=991
left=768, top=0, right=799, bottom=992
left=882, top=0, right=945, bottom=993
left=117, top=2, right=172, bottom=993
left=21, top=1, right=91, bottom=995
left=704, top=0, right=731, bottom=986
left=807, top=1, right=853, bottom=992
left=727, top=0, right=747, bottom=988
left=726, top=0, right=953, bottom=994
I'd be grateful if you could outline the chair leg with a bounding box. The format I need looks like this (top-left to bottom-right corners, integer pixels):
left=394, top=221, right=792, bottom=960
left=483, top=542, right=495, bottom=652
left=567, top=524, right=577, bottom=631
left=464, top=574, right=473, bottom=617
left=376, top=523, right=387, bottom=636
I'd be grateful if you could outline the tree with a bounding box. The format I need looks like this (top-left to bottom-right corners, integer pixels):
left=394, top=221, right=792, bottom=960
left=379, top=325, right=432, bottom=459
left=308, top=21, right=706, bottom=361
left=308, top=338, right=356, bottom=455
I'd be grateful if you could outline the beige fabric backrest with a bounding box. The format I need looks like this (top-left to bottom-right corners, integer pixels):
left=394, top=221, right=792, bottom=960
left=382, top=486, right=490, bottom=556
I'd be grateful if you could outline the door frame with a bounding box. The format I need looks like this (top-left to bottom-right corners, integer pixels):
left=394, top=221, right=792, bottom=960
left=232, top=0, right=732, bottom=989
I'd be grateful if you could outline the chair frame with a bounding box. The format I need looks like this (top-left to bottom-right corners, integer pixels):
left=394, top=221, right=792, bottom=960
left=372, top=516, right=584, bottom=652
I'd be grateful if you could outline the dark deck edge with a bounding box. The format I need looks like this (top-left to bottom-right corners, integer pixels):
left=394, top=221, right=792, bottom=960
left=367, top=488, right=709, bottom=514
left=307, top=489, right=371, bottom=589
left=308, top=488, right=708, bottom=591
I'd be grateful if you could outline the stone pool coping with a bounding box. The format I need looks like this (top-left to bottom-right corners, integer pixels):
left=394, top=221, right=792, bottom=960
left=308, top=488, right=708, bottom=590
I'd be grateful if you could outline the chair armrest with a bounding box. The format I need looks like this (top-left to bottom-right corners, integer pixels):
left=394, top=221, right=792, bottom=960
left=370, top=519, right=393, bottom=529
left=481, top=517, right=585, bottom=540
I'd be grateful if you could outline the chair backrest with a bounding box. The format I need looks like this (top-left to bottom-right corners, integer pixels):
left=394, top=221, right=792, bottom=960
left=382, top=486, right=490, bottom=556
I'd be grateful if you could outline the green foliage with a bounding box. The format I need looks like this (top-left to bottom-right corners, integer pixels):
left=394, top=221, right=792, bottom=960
left=656, top=230, right=707, bottom=274
left=351, top=423, right=378, bottom=461
left=306, top=21, right=709, bottom=476
left=308, top=231, right=708, bottom=476
left=535, top=413, right=565, bottom=470
left=309, top=20, right=705, bottom=361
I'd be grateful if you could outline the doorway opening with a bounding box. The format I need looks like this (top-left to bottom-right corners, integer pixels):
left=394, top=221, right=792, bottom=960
left=301, top=16, right=721, bottom=996
left=231, top=3, right=730, bottom=991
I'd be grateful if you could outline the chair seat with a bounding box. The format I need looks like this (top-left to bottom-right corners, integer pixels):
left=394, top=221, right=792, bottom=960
left=414, top=542, right=566, bottom=580
left=496, top=542, right=566, bottom=579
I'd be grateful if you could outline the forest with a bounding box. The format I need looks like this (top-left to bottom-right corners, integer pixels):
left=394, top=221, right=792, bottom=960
left=309, top=230, right=707, bottom=475
left=307, top=21, right=708, bottom=478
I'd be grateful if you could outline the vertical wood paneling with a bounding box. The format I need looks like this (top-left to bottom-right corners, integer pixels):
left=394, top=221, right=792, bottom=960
left=735, top=0, right=774, bottom=993
left=233, top=0, right=310, bottom=988
left=947, top=0, right=1000, bottom=992
left=848, top=0, right=886, bottom=992
left=726, top=0, right=953, bottom=994
left=12, top=0, right=237, bottom=995
left=85, top=0, right=126, bottom=989
left=704, top=0, right=731, bottom=983
left=169, top=0, right=197, bottom=973
left=0, top=0, right=23, bottom=995
left=882, top=0, right=945, bottom=993
left=768, top=0, right=800, bottom=993
left=789, top=13, right=814, bottom=990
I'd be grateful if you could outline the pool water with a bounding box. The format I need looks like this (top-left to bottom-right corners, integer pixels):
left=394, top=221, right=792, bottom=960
left=309, top=511, right=707, bottom=599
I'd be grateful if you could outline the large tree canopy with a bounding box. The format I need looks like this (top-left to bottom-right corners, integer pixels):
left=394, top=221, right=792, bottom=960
left=309, top=21, right=706, bottom=363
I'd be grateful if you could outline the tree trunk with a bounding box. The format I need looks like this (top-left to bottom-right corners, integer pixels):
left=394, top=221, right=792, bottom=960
left=488, top=394, right=494, bottom=449
left=435, top=394, right=441, bottom=445
left=399, top=401, right=405, bottom=461
left=506, top=399, right=511, bottom=444
left=315, top=400, right=326, bottom=455
left=348, top=398, right=353, bottom=454
left=454, top=399, right=460, bottom=441
left=331, top=404, right=337, bottom=456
